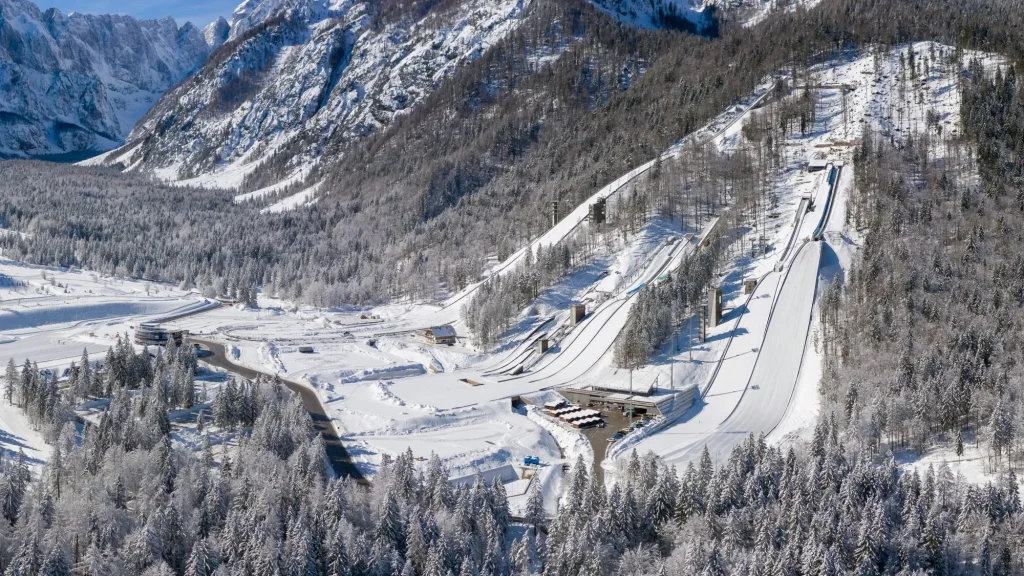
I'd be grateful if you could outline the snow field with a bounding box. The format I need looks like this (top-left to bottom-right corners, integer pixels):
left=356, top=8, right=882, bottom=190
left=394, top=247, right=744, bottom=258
left=341, top=399, right=560, bottom=480
left=155, top=67, right=794, bottom=481
left=0, top=259, right=210, bottom=370
left=0, top=400, right=48, bottom=467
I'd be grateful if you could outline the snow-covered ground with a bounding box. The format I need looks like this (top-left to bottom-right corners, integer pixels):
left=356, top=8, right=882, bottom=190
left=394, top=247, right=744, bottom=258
left=0, top=258, right=215, bottom=463
left=0, top=260, right=207, bottom=371
left=896, top=440, right=1024, bottom=492
left=0, top=401, right=48, bottom=466
left=87, top=60, right=780, bottom=492
left=160, top=213, right=711, bottom=489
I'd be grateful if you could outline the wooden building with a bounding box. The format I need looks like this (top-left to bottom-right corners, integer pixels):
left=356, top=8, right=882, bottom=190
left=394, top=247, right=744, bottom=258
left=426, top=325, right=458, bottom=345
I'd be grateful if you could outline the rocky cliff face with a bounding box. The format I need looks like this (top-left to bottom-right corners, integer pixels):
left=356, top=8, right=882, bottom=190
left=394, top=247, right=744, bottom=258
left=204, top=16, right=232, bottom=50
left=0, top=0, right=211, bottom=159
left=108, top=0, right=529, bottom=189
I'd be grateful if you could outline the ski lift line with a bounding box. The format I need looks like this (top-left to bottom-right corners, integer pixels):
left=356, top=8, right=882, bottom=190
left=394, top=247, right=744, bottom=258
left=707, top=82, right=777, bottom=146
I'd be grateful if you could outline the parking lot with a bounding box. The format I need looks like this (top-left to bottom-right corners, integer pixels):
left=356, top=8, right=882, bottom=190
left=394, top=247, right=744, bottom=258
left=578, top=404, right=654, bottom=485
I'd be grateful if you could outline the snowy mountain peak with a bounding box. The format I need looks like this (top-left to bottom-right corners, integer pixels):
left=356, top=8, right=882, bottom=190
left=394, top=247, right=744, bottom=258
left=204, top=16, right=231, bottom=48
left=0, top=0, right=211, bottom=159
left=108, top=0, right=530, bottom=190
left=228, top=0, right=336, bottom=39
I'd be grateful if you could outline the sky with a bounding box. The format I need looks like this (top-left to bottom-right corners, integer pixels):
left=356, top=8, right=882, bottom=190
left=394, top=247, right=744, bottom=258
left=38, top=0, right=240, bottom=28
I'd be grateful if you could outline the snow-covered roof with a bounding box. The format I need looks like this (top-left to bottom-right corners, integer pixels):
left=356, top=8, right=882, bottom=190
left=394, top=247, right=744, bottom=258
left=427, top=325, right=457, bottom=338
left=505, top=478, right=533, bottom=497
left=449, top=465, right=519, bottom=488
left=561, top=409, right=600, bottom=421
left=592, top=380, right=655, bottom=395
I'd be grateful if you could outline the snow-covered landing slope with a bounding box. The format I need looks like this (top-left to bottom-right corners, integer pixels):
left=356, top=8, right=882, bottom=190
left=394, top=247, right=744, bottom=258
left=624, top=241, right=821, bottom=470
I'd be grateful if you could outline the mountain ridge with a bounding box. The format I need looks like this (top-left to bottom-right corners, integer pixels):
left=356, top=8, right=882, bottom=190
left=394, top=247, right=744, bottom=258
left=0, top=0, right=213, bottom=159
left=104, top=0, right=530, bottom=191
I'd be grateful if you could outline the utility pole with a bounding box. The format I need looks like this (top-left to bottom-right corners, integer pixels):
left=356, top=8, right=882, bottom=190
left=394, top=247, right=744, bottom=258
left=622, top=366, right=630, bottom=426
left=688, top=307, right=693, bottom=362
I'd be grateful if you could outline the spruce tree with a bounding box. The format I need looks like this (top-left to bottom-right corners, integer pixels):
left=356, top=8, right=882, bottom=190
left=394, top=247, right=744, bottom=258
left=4, top=358, right=17, bottom=405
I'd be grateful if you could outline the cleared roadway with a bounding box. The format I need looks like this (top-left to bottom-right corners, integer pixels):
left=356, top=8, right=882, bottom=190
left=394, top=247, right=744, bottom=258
left=193, top=339, right=368, bottom=484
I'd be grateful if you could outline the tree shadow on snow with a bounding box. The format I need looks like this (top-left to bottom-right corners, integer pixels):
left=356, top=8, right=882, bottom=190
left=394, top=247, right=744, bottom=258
left=704, top=327, right=748, bottom=344
left=0, top=430, right=45, bottom=465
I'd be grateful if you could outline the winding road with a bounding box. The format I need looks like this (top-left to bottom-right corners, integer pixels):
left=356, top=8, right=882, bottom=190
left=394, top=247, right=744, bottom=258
left=193, top=339, right=368, bottom=484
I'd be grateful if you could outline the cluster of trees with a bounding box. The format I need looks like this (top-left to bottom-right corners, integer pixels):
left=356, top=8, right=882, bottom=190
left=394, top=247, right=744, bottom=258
left=2, top=324, right=1024, bottom=576
left=460, top=240, right=578, bottom=348
left=3, top=358, right=71, bottom=438
left=209, top=375, right=329, bottom=465
left=0, top=451, right=31, bottom=529
left=0, top=348, right=532, bottom=576
left=211, top=376, right=274, bottom=432
left=542, top=422, right=1024, bottom=575
left=0, top=349, right=330, bottom=575
left=816, top=56, right=1024, bottom=467
left=2, top=339, right=199, bottom=443
left=0, top=163, right=266, bottom=304
left=88, top=335, right=198, bottom=411
left=613, top=236, right=723, bottom=369
left=454, top=202, right=683, bottom=349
